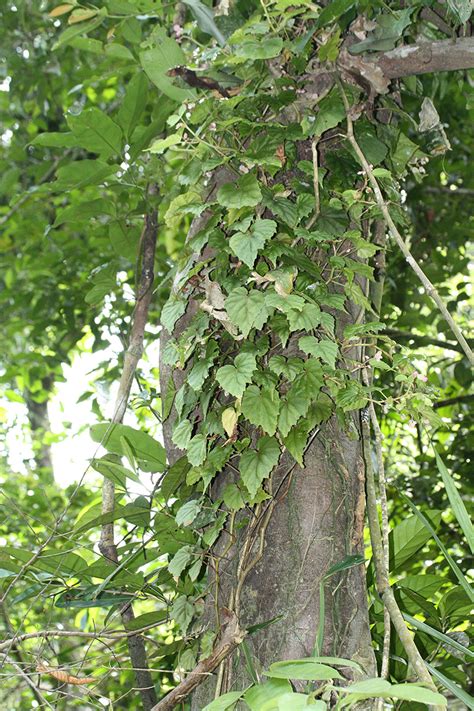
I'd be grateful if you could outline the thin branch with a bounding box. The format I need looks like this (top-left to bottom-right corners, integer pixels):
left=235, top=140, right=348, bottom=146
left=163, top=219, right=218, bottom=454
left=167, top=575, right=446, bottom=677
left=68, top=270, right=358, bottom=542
left=433, top=394, right=474, bottom=409
left=360, top=407, right=441, bottom=707
left=311, top=139, right=321, bottom=218
left=0, top=623, right=166, bottom=653
left=150, top=612, right=245, bottom=711
left=2, top=655, right=54, bottom=710
left=384, top=329, right=470, bottom=355
left=98, top=185, right=159, bottom=711
left=340, top=86, right=474, bottom=366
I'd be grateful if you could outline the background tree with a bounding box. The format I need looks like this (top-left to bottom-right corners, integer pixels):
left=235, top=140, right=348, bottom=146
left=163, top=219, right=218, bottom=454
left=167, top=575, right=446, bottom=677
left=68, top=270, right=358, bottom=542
left=0, top=2, right=472, bottom=710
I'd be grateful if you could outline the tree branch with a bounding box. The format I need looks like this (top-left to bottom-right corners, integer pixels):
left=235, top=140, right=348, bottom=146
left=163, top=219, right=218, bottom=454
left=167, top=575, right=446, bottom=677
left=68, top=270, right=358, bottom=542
left=371, top=37, right=474, bottom=79
left=150, top=612, right=245, bottom=711
left=434, top=394, right=474, bottom=409
left=98, top=185, right=159, bottom=711
left=384, top=329, right=471, bottom=355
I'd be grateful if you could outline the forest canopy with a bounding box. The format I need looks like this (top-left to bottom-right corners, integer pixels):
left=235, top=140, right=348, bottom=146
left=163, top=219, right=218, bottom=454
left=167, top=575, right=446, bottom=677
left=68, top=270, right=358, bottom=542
left=0, top=1, right=473, bottom=710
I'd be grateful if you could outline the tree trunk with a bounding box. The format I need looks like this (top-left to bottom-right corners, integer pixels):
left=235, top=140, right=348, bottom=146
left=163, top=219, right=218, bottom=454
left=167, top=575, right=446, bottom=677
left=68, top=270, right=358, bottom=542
left=25, top=376, right=54, bottom=480
left=160, top=176, right=377, bottom=706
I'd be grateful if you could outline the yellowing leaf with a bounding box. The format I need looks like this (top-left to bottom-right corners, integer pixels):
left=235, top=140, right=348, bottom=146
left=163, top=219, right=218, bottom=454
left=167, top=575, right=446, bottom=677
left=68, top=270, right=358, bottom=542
left=49, top=4, right=74, bottom=18
left=68, top=9, right=98, bottom=24
left=222, top=408, right=238, bottom=438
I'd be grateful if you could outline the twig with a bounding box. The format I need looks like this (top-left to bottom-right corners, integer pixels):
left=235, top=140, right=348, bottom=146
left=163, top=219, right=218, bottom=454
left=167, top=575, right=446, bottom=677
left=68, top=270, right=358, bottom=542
left=384, top=329, right=470, bottom=355
left=360, top=407, right=441, bottom=707
left=434, top=394, right=474, bottom=409
left=0, top=623, right=166, bottom=653
left=2, top=655, right=54, bottom=709
left=150, top=612, right=245, bottom=711
left=340, top=85, right=474, bottom=366
left=311, top=139, right=321, bottom=218
left=98, top=184, right=159, bottom=710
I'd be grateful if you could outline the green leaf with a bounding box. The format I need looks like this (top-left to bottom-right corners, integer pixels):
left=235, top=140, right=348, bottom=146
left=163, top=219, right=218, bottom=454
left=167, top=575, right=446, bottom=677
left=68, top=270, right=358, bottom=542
left=202, top=691, right=245, bottom=711
left=266, top=659, right=342, bottom=681
left=117, top=72, right=149, bottom=137
left=287, top=304, right=321, bottom=332
left=400, top=494, right=474, bottom=602
left=217, top=173, right=262, bottom=209
left=277, top=693, right=323, bottom=710
left=148, top=132, right=182, bottom=154
left=239, top=436, right=280, bottom=497
left=283, top=419, right=311, bottom=466
left=226, top=288, right=269, bottom=337
left=172, top=419, right=193, bottom=450
left=216, top=353, right=257, bottom=398
left=140, top=28, right=194, bottom=101
left=242, top=385, right=280, bottom=436
left=312, top=90, right=345, bottom=137
left=390, top=684, right=447, bottom=705
left=244, top=678, right=292, bottom=711
left=90, top=423, right=166, bottom=473
left=223, top=483, right=246, bottom=511
left=67, top=108, right=122, bottom=158
left=234, top=37, right=283, bottom=60
left=389, top=511, right=441, bottom=571
left=299, top=336, right=338, bottom=368
left=427, top=663, right=474, bottom=709
left=54, top=160, right=116, bottom=190
left=161, top=295, right=186, bottom=333
left=171, top=595, right=194, bottom=633
left=91, top=457, right=140, bottom=488
left=187, top=434, right=207, bottom=467
left=168, top=546, right=193, bottom=577
left=229, top=219, right=277, bottom=267
left=278, top=382, right=309, bottom=437
left=52, top=12, right=106, bottom=50
left=31, top=132, right=78, bottom=148
left=176, top=500, right=201, bottom=527
left=434, top=449, right=474, bottom=553
left=403, top=613, right=474, bottom=659
left=316, top=0, right=355, bottom=28
left=182, top=0, right=226, bottom=46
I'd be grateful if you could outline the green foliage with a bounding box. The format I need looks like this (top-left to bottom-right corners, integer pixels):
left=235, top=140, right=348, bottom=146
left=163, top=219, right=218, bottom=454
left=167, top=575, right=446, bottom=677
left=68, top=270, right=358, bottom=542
left=0, top=0, right=473, bottom=709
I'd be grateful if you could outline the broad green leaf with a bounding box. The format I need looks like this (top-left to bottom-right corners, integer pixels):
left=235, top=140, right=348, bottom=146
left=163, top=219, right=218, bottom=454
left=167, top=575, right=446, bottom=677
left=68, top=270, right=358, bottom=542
left=161, top=295, right=186, bottom=333
left=202, top=690, right=245, bottom=711
left=176, top=501, right=201, bottom=527
left=266, top=659, right=342, bottom=681
left=172, top=419, right=193, bottom=450
left=140, top=28, right=194, bottom=101
left=187, top=434, right=207, bottom=467
left=90, top=423, right=166, bottom=472
left=434, top=449, right=474, bottom=553
left=171, top=595, right=194, bottom=633
left=117, top=72, right=149, bottom=137
left=226, top=288, right=269, bottom=337
left=278, top=382, right=309, bottom=437
left=182, top=0, right=226, bottom=46
left=316, top=0, right=355, bottom=28
left=67, top=108, right=122, bottom=158
left=53, top=160, right=115, bottom=190
left=31, top=132, right=78, bottom=148
left=148, top=132, right=182, bottom=154
left=299, top=336, right=338, bottom=368
left=335, top=380, right=367, bottom=411
left=389, top=511, right=441, bottom=571
left=400, top=494, right=474, bottom=602
left=54, top=198, right=113, bottom=226
left=229, top=219, right=277, bottom=267
left=52, top=11, right=106, bottom=49
left=91, top=457, right=140, bottom=488
left=240, top=436, right=280, bottom=497
left=312, top=90, right=345, bottom=137
left=287, top=304, right=321, bottom=332
left=390, top=684, right=447, bottom=705
left=234, top=37, right=283, bottom=60
left=266, top=293, right=306, bottom=313
left=124, top=610, right=168, bottom=631
left=277, top=693, right=321, bottom=710
left=283, top=419, right=311, bottom=466
left=217, top=173, right=262, bottom=209
left=168, top=546, right=193, bottom=577
left=244, top=678, right=292, bottom=711
left=223, top=483, right=246, bottom=510
left=216, top=353, right=257, bottom=398
left=242, top=385, right=280, bottom=436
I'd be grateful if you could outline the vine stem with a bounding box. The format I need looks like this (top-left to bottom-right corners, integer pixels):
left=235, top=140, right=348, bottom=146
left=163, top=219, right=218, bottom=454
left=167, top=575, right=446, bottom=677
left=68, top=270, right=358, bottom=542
left=360, top=401, right=442, bottom=709
left=339, top=85, right=474, bottom=367
left=98, top=185, right=159, bottom=710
